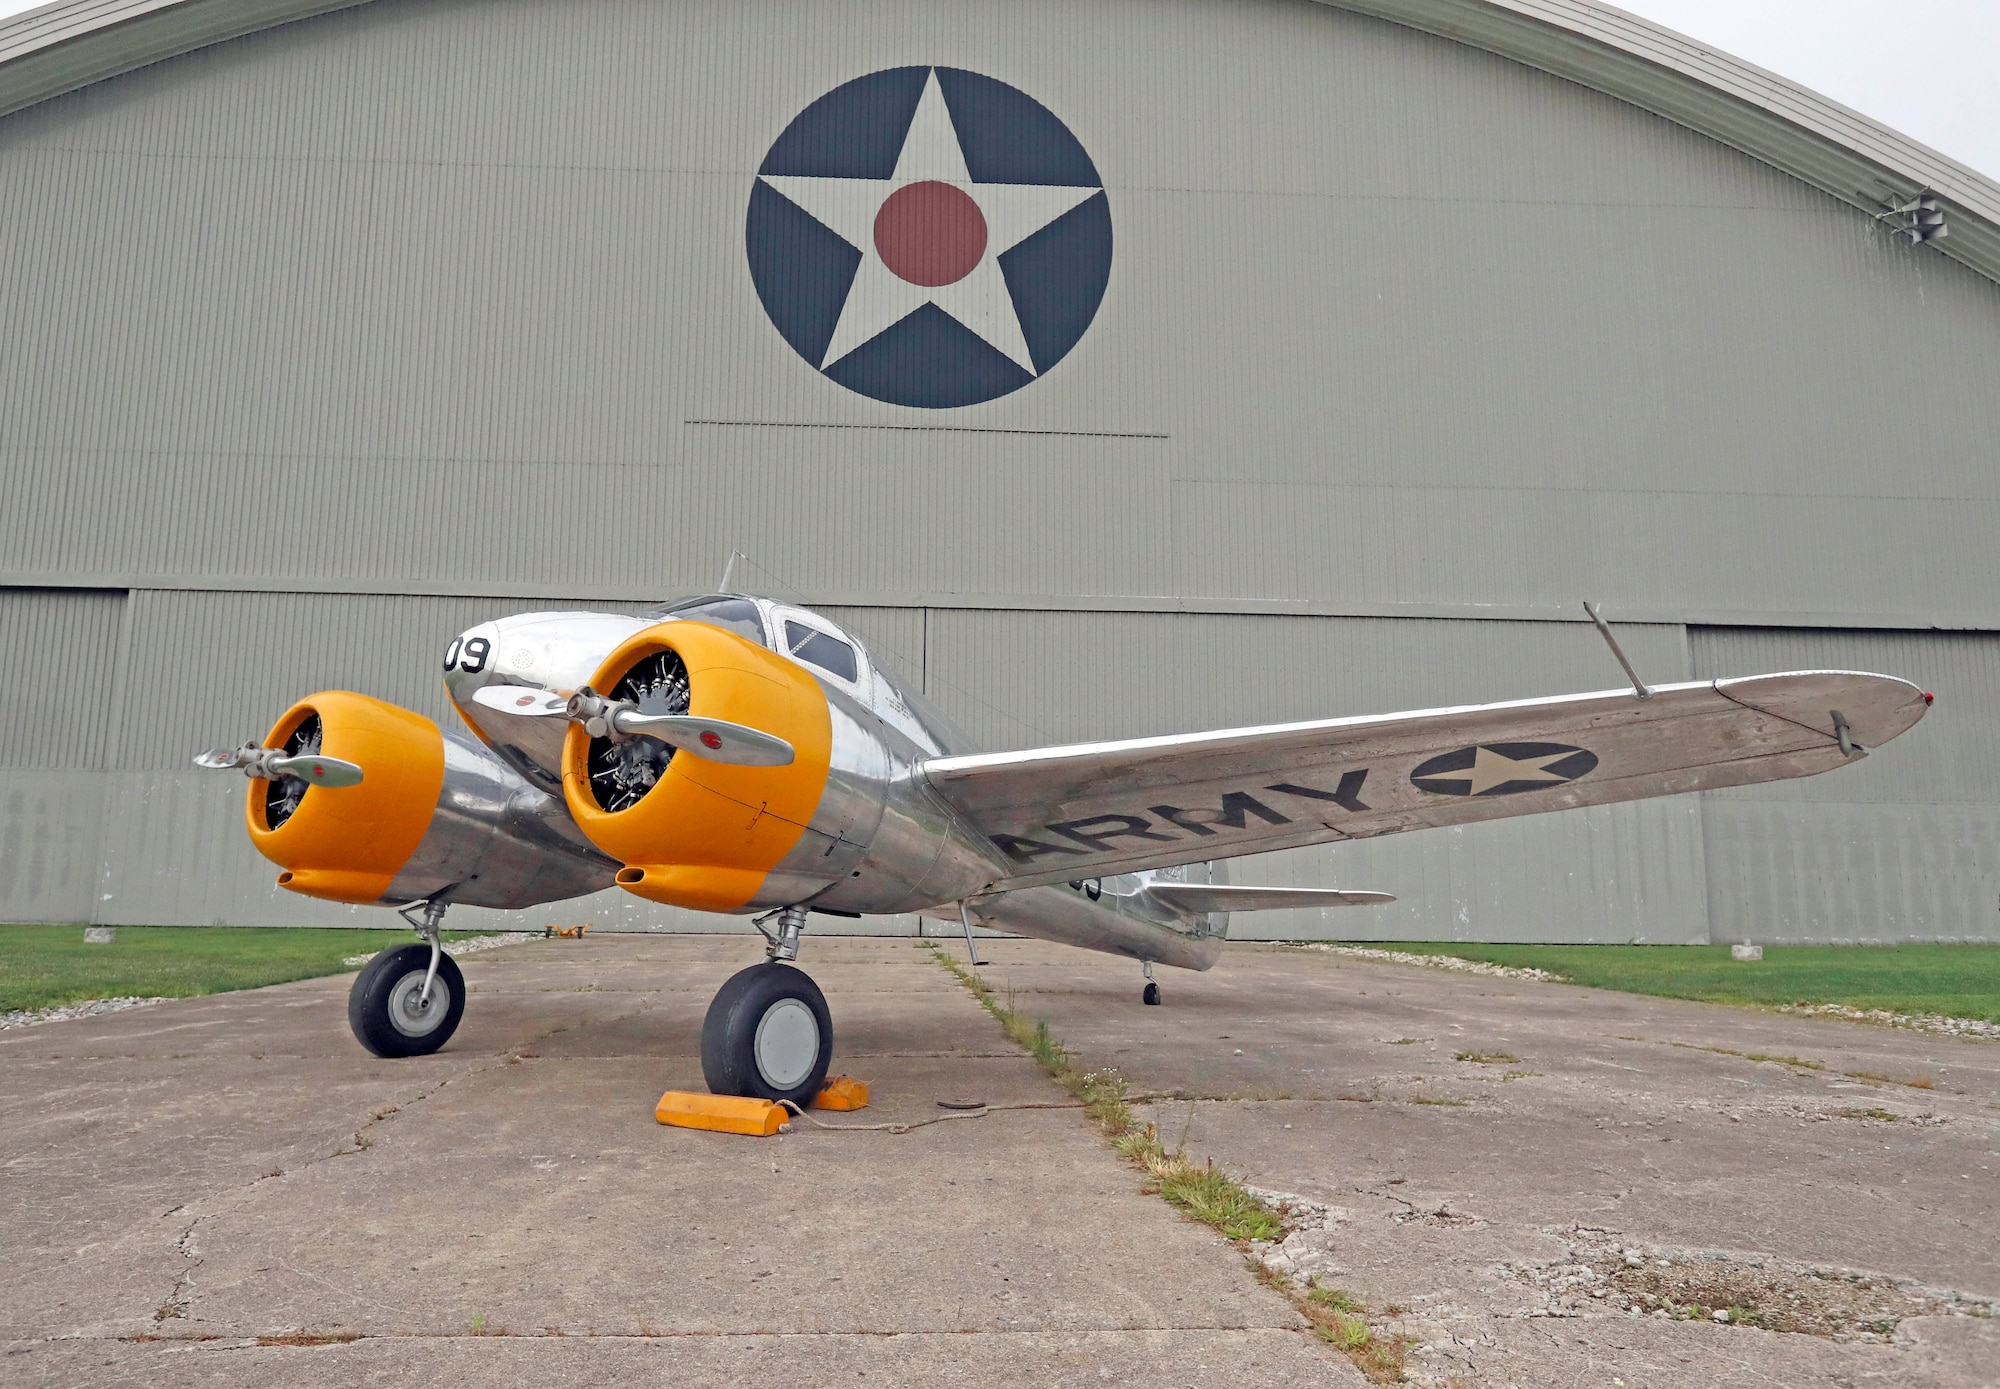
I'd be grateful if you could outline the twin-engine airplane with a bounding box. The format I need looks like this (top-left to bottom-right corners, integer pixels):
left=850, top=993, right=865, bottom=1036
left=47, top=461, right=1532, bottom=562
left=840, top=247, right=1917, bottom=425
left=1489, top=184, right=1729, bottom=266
left=197, top=593, right=1929, bottom=1105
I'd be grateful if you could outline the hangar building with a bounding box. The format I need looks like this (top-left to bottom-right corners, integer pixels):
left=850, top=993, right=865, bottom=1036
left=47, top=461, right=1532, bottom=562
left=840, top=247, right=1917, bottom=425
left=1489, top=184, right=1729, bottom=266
left=2, top=0, right=1997, bottom=944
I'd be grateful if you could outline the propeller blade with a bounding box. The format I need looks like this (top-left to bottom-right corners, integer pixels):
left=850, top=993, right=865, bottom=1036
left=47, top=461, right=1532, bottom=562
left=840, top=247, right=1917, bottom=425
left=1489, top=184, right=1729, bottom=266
left=610, top=711, right=795, bottom=766
left=471, top=685, right=570, bottom=717
left=190, top=744, right=363, bottom=786
left=268, top=754, right=364, bottom=788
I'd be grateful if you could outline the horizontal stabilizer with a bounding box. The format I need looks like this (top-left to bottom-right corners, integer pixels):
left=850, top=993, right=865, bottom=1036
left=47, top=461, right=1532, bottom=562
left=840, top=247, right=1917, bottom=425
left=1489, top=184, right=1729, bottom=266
left=1147, top=884, right=1394, bottom=913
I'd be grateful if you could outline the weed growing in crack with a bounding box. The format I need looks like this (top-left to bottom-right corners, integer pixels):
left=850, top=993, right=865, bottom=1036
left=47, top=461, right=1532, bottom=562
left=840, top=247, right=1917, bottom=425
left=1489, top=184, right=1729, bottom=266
left=1452, top=1050, right=1518, bottom=1064
left=1845, top=1070, right=1936, bottom=1090
left=1679, top=1043, right=1824, bottom=1071
left=924, top=942, right=1410, bottom=1381
left=1256, top=1266, right=1412, bottom=1382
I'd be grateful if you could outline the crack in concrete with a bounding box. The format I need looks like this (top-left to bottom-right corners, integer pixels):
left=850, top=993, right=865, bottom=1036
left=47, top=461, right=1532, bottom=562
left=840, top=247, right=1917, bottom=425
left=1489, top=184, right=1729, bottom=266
left=41, top=1321, right=1314, bottom=1351
left=152, top=1211, right=202, bottom=1323
left=1501, top=1224, right=2000, bottom=1340
left=138, top=1013, right=578, bottom=1331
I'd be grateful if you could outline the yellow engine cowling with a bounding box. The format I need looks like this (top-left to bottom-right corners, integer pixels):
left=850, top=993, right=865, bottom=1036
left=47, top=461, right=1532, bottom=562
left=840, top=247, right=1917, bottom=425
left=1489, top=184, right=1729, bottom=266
left=561, top=622, right=833, bottom=912
left=248, top=691, right=448, bottom=904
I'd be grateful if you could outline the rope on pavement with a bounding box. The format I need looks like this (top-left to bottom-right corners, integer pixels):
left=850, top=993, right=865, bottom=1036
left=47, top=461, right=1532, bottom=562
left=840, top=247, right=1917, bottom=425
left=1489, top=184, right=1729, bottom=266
left=776, top=1090, right=1182, bottom=1135
left=777, top=1098, right=1082, bottom=1134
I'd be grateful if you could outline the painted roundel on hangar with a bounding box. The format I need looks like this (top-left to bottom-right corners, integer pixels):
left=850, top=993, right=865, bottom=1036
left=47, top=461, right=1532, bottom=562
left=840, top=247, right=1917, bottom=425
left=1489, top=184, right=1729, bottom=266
left=746, top=67, right=1113, bottom=409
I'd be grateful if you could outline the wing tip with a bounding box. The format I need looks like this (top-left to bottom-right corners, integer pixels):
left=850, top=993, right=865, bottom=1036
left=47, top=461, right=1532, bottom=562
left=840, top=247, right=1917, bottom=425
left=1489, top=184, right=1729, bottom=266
left=1713, top=669, right=1931, bottom=747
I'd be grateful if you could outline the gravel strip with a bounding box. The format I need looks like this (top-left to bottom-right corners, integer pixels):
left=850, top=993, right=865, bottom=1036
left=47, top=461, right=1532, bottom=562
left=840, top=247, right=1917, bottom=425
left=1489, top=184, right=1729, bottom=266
left=4, top=933, right=539, bottom=1031
left=341, top=931, right=537, bottom=968
left=1284, top=942, right=1567, bottom=983
left=1288, top=945, right=1997, bottom=1039
left=1779, top=1000, right=2000, bottom=1041
left=0, top=996, right=174, bottom=1030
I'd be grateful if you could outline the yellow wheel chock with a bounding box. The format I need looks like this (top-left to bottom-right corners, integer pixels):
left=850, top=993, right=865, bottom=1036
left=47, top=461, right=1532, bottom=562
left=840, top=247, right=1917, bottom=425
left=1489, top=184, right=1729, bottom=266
left=654, top=1076, right=868, bottom=1136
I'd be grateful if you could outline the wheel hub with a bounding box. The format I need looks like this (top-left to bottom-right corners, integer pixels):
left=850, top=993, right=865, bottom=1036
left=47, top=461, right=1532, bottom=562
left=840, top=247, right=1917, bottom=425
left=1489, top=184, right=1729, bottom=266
left=752, top=998, right=820, bottom=1090
left=386, top=968, right=452, bottom=1037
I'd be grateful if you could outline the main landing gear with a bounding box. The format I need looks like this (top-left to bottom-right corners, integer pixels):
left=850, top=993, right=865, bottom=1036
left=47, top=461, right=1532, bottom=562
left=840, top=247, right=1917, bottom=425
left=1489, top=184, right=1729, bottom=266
left=350, top=900, right=465, bottom=1057
left=344, top=897, right=841, bottom=1097
left=701, top=905, right=835, bottom=1104
left=1141, top=959, right=1161, bottom=1006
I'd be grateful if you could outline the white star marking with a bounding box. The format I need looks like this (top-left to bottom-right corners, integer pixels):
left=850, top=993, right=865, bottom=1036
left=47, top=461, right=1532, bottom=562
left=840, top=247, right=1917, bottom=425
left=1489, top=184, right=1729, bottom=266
left=1423, top=746, right=1579, bottom=796
left=759, top=69, right=1101, bottom=375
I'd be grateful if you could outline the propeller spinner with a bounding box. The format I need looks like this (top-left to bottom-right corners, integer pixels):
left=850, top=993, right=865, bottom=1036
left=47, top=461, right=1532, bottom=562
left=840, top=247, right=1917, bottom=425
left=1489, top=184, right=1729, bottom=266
left=469, top=684, right=794, bottom=767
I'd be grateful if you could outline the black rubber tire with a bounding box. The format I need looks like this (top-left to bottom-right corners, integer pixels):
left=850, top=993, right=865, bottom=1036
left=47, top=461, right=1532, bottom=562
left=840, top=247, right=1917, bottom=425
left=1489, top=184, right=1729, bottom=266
left=701, top=962, right=834, bottom=1104
left=348, top=943, right=465, bottom=1057
left=1142, top=981, right=1162, bottom=1006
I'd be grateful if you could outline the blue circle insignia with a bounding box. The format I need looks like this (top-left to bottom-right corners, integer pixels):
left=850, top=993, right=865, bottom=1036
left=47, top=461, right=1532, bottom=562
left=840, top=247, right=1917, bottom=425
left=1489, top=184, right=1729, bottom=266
left=746, top=67, right=1112, bottom=409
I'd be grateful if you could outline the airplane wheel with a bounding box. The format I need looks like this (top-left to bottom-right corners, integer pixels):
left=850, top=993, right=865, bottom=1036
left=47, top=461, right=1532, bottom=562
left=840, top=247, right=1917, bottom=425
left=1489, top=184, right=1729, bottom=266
left=701, top=962, right=833, bottom=1104
left=349, top=943, right=465, bottom=1057
left=1142, top=981, right=1162, bottom=1006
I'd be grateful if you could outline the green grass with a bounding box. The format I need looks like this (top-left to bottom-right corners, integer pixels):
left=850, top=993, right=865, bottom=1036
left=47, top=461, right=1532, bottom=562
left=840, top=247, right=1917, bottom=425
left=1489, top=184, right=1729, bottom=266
left=0, top=924, right=494, bottom=1014
left=1357, top=942, right=2000, bottom=1024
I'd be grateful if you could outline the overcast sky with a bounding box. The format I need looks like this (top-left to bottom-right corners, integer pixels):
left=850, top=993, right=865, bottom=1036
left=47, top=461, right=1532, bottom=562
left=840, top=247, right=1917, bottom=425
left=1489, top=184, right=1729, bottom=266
left=1617, top=0, right=1999, bottom=179
left=0, top=0, right=1993, bottom=180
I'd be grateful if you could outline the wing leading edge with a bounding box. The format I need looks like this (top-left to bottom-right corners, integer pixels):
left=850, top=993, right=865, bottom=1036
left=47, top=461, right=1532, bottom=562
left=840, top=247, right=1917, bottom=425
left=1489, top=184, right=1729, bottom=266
left=921, top=671, right=1928, bottom=893
left=1145, top=883, right=1395, bottom=913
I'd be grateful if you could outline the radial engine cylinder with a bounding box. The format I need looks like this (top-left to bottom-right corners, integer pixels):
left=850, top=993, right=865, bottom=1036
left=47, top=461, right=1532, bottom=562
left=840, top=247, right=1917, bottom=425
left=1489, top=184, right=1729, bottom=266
left=248, top=690, right=617, bottom=907
left=559, top=622, right=837, bottom=912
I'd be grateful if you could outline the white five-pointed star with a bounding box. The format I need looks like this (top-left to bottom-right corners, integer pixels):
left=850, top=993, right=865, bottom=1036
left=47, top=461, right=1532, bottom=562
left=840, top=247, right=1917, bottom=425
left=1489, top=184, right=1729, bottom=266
left=759, top=69, right=1101, bottom=374
left=1424, top=746, right=1578, bottom=796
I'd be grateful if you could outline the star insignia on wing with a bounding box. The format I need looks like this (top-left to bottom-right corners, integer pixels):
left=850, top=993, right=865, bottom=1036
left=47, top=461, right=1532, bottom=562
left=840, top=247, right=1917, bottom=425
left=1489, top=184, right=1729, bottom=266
left=1418, top=746, right=1580, bottom=796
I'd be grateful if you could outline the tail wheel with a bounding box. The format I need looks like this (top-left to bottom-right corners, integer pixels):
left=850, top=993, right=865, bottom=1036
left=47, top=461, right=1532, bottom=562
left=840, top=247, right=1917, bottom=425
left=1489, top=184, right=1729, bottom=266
left=701, top=962, right=834, bottom=1104
left=348, top=942, right=465, bottom=1057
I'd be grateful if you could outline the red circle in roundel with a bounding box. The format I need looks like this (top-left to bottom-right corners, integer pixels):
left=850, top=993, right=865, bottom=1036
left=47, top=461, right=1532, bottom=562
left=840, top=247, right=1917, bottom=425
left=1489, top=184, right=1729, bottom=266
left=873, top=181, right=987, bottom=287
left=700, top=730, right=723, bottom=749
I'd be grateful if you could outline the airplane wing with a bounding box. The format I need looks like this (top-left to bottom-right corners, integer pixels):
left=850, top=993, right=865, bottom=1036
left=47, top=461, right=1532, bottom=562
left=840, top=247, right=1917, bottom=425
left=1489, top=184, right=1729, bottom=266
left=921, top=671, right=1929, bottom=891
left=1145, top=884, right=1395, bottom=912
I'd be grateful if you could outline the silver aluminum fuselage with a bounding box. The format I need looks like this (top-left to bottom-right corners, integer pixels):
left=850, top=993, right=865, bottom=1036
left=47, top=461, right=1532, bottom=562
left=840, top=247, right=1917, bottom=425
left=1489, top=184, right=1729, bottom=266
left=441, top=604, right=1229, bottom=969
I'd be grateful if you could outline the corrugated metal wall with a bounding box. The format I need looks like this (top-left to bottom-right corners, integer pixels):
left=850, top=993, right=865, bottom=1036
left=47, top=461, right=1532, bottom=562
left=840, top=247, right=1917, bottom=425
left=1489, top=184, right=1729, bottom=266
left=0, top=589, right=123, bottom=920
left=1693, top=628, right=2000, bottom=943
left=1, top=0, right=1994, bottom=939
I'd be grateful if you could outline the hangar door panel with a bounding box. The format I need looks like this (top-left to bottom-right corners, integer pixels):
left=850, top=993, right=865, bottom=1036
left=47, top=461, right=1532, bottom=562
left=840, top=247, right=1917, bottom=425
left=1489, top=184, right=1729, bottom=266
left=90, top=590, right=666, bottom=928
left=1692, top=627, right=2000, bottom=943
left=0, top=588, right=123, bottom=922
left=924, top=608, right=1708, bottom=943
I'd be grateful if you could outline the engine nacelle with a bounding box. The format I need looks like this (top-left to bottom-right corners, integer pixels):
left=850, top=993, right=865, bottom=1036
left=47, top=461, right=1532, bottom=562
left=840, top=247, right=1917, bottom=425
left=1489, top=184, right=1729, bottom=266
left=560, top=622, right=836, bottom=911
left=249, top=690, right=616, bottom=908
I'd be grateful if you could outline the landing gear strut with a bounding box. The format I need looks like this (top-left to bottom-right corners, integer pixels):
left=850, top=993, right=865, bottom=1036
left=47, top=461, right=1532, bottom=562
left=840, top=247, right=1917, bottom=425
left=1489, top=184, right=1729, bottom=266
left=1142, top=959, right=1161, bottom=1006
left=701, top=905, right=835, bottom=1103
left=349, top=899, right=465, bottom=1056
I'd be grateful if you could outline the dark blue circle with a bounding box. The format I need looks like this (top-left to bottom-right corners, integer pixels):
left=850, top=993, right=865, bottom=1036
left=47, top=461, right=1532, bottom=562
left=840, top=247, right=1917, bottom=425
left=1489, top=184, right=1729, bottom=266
left=747, top=67, right=1112, bottom=409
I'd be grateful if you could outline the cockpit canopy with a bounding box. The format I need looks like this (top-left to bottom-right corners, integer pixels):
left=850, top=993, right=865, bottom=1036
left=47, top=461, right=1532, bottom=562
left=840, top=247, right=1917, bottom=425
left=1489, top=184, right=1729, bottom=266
left=646, top=594, right=866, bottom=692
left=643, top=594, right=965, bottom=755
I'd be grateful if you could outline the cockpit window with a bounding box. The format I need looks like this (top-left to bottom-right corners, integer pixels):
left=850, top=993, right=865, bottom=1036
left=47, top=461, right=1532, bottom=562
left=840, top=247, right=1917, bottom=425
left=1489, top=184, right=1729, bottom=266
left=783, top=620, right=858, bottom=682
left=642, top=595, right=766, bottom=647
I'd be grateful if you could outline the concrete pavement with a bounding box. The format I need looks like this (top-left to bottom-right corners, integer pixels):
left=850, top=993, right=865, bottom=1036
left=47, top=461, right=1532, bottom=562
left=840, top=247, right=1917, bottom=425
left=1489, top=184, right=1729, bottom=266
left=0, top=934, right=1355, bottom=1387
left=978, top=939, right=2000, bottom=1388
left=6, top=930, right=1999, bottom=1387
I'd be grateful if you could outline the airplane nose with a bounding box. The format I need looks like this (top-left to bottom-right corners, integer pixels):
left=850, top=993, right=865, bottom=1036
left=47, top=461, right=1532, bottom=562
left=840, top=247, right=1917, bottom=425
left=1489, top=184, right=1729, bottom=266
left=442, top=622, right=500, bottom=696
